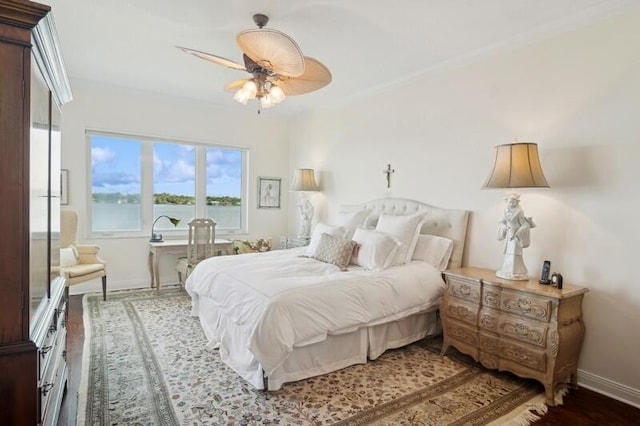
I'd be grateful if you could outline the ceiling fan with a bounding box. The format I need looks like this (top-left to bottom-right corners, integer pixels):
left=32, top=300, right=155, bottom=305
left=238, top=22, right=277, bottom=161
left=177, top=14, right=332, bottom=112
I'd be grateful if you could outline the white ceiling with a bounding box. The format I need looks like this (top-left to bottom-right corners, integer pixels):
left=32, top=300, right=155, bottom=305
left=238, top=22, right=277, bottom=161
left=42, top=0, right=634, bottom=116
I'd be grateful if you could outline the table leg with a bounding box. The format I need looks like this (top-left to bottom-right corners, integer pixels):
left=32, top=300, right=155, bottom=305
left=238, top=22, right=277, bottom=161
left=148, top=250, right=155, bottom=288
left=153, top=250, right=161, bottom=291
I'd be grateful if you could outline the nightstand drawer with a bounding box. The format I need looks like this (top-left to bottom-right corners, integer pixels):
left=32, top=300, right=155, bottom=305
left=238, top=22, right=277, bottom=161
left=500, top=339, right=546, bottom=372
left=443, top=299, right=478, bottom=326
left=501, top=290, right=552, bottom=322
left=445, top=275, right=481, bottom=304
left=498, top=314, right=548, bottom=348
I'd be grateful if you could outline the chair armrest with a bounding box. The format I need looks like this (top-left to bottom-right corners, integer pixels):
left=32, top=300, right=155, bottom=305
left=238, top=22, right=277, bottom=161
left=75, top=244, right=106, bottom=265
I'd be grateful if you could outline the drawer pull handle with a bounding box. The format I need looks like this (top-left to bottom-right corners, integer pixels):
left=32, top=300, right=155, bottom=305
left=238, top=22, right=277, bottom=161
left=41, top=346, right=52, bottom=357
left=517, top=299, right=532, bottom=311
left=41, top=382, right=54, bottom=396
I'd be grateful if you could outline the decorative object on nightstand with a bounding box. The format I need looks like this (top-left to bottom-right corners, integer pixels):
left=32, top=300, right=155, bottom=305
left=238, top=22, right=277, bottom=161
left=482, top=142, right=549, bottom=280
left=440, top=267, right=588, bottom=406
left=150, top=215, right=181, bottom=242
left=291, top=168, right=320, bottom=238
left=279, top=235, right=310, bottom=249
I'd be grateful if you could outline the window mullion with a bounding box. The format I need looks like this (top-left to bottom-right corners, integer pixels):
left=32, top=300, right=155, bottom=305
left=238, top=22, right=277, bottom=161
left=141, top=141, right=154, bottom=232
left=196, top=146, right=206, bottom=218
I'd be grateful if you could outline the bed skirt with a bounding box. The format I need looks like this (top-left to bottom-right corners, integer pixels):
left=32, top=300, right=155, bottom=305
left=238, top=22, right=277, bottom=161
left=194, top=295, right=441, bottom=390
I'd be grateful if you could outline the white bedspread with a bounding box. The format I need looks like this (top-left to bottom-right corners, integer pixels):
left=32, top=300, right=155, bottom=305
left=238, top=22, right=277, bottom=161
left=185, top=247, right=444, bottom=377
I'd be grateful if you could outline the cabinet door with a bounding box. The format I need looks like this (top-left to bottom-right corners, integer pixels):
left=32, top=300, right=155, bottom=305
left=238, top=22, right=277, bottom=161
left=29, top=53, right=52, bottom=328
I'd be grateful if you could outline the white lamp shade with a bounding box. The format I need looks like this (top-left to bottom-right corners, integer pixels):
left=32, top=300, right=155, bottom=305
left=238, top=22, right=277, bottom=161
left=483, top=143, right=549, bottom=189
left=291, top=168, right=319, bottom=192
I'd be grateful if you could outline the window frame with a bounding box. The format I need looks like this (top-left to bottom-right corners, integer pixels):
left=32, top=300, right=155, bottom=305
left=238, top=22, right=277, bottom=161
left=86, top=130, right=248, bottom=238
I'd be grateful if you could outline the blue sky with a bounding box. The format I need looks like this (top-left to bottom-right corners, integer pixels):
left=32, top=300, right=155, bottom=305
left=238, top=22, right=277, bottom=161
left=91, top=135, right=242, bottom=197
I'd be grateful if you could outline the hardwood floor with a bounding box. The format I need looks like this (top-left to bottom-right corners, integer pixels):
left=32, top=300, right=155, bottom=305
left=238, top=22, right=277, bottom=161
left=58, top=294, right=640, bottom=425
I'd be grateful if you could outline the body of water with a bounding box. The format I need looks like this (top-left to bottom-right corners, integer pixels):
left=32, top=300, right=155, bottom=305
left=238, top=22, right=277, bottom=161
left=92, top=203, right=241, bottom=232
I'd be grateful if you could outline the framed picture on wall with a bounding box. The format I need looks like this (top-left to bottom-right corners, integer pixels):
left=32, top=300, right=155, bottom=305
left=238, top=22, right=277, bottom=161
left=61, top=169, right=69, bottom=205
left=258, top=177, right=281, bottom=209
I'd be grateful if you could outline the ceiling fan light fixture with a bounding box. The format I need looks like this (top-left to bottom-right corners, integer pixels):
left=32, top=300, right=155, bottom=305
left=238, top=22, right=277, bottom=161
left=233, top=80, right=257, bottom=105
left=269, top=85, right=285, bottom=104
left=260, top=95, right=274, bottom=109
left=180, top=13, right=330, bottom=111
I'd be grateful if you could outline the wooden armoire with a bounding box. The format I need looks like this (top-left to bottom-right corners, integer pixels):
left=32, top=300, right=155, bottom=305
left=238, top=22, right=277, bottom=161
left=0, top=1, right=72, bottom=424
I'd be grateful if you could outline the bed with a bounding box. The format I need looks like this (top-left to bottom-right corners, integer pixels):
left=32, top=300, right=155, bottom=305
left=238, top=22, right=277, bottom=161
left=186, top=198, right=469, bottom=390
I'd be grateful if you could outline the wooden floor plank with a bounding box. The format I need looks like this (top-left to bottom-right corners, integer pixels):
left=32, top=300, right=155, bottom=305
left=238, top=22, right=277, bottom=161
left=58, top=294, right=640, bottom=425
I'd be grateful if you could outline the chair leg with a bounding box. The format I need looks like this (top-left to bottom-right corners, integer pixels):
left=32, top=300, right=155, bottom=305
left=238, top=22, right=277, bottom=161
left=102, top=275, right=107, bottom=301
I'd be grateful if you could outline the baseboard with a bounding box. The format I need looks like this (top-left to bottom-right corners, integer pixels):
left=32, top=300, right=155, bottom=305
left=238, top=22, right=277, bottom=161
left=67, top=277, right=161, bottom=296
left=578, top=369, right=640, bottom=409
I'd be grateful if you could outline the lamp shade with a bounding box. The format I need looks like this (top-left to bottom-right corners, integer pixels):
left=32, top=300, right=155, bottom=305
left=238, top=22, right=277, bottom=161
left=482, top=143, right=549, bottom=189
left=291, top=168, right=319, bottom=192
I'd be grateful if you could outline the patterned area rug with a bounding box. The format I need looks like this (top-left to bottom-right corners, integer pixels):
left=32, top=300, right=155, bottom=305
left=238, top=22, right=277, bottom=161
left=78, top=288, right=560, bottom=425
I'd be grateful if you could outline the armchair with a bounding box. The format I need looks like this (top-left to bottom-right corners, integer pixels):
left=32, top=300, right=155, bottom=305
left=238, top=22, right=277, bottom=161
left=60, top=210, right=107, bottom=300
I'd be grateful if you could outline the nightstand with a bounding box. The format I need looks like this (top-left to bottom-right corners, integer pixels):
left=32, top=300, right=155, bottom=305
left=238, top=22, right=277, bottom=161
left=441, top=267, right=588, bottom=406
left=279, top=236, right=310, bottom=249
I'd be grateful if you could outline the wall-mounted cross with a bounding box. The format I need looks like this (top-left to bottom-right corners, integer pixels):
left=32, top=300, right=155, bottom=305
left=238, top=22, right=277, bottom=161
left=383, top=164, right=395, bottom=188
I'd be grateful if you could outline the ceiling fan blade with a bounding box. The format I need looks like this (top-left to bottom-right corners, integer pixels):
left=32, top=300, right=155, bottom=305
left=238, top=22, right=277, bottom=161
left=236, top=29, right=304, bottom=77
left=224, top=79, right=251, bottom=92
left=176, top=46, right=247, bottom=71
left=273, top=57, right=332, bottom=96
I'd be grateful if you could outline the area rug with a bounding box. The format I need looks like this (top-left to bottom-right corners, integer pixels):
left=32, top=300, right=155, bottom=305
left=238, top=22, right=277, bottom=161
left=78, top=288, right=562, bottom=425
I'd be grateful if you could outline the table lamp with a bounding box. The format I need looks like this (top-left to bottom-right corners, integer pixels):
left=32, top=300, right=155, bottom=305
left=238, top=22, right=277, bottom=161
left=290, top=168, right=319, bottom=238
left=482, top=142, right=549, bottom=280
left=150, top=215, right=181, bottom=242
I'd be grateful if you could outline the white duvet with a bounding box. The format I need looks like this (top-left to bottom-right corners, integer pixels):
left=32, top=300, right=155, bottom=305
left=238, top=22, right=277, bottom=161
left=185, top=247, right=444, bottom=378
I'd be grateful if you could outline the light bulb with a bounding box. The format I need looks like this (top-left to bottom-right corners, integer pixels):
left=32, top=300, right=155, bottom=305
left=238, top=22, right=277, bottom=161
left=269, top=85, right=285, bottom=104
left=242, top=80, right=257, bottom=98
left=261, top=95, right=274, bottom=109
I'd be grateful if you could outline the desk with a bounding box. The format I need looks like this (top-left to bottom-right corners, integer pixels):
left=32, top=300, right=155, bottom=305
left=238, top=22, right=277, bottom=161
left=148, top=238, right=233, bottom=290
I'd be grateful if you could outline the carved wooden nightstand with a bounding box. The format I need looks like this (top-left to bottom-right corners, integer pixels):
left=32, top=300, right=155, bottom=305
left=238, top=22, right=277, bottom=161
left=279, top=236, right=310, bottom=249
left=441, top=267, right=588, bottom=406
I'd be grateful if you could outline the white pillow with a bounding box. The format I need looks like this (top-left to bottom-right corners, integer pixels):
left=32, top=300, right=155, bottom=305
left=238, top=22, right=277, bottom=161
left=375, top=213, right=424, bottom=265
left=60, top=245, right=79, bottom=267
left=311, top=233, right=357, bottom=271
left=351, top=227, right=399, bottom=271
left=336, top=210, right=370, bottom=228
left=336, top=210, right=370, bottom=238
left=306, top=223, right=348, bottom=256
left=412, top=234, right=454, bottom=271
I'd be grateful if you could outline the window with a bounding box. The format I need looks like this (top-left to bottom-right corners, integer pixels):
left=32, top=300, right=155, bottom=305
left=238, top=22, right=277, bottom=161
left=89, top=131, right=246, bottom=236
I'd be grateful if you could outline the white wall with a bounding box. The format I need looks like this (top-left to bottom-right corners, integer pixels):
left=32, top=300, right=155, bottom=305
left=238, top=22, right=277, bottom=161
left=289, top=9, right=640, bottom=406
left=60, top=81, right=291, bottom=293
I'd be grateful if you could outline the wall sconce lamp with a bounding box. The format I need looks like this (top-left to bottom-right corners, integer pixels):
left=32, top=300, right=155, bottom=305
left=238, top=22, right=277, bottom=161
left=291, top=168, right=320, bottom=238
left=150, top=215, right=181, bottom=242
left=482, top=142, right=549, bottom=280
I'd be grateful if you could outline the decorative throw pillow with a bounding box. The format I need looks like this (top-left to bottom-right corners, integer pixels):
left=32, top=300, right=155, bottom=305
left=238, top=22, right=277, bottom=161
left=351, top=227, right=399, bottom=271
left=306, top=223, right=348, bottom=256
left=233, top=238, right=272, bottom=254
left=312, top=233, right=356, bottom=271
left=375, top=213, right=425, bottom=265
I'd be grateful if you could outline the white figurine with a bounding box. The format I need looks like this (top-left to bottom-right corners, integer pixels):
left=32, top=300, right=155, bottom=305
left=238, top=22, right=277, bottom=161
left=496, top=192, right=535, bottom=280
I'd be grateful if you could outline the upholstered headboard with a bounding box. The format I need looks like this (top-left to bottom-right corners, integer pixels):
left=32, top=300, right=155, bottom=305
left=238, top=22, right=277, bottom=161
left=339, top=198, right=470, bottom=269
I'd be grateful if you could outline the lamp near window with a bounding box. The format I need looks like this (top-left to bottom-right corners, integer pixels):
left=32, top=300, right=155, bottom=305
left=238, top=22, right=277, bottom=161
left=290, top=168, right=320, bottom=238
left=150, top=215, right=181, bottom=242
left=482, top=142, right=549, bottom=280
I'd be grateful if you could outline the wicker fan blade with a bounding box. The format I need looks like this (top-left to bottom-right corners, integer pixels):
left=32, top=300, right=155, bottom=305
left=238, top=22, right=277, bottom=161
left=274, top=57, right=332, bottom=96
left=236, top=29, right=304, bottom=77
left=176, top=46, right=247, bottom=71
left=224, top=79, right=251, bottom=92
